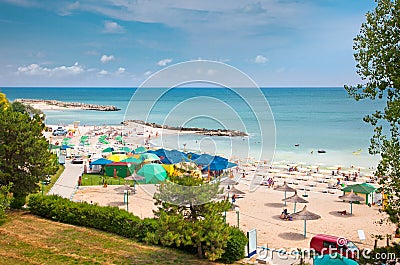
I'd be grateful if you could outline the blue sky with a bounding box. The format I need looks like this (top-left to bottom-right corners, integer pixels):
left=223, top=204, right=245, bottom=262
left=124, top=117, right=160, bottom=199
left=0, top=0, right=376, bottom=87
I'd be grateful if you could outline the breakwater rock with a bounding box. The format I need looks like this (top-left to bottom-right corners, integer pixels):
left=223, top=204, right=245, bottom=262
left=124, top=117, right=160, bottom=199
left=123, top=120, right=248, bottom=137
left=15, top=99, right=120, bottom=111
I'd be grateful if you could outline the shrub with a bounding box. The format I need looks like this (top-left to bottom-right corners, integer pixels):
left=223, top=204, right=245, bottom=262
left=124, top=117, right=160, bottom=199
left=28, top=195, right=150, bottom=242
left=219, top=226, right=248, bottom=264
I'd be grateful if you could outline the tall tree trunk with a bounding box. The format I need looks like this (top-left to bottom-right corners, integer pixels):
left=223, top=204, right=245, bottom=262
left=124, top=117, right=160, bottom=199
left=197, top=243, right=203, bottom=259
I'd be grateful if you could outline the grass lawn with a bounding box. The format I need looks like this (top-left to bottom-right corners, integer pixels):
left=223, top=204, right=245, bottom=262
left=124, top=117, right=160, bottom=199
left=81, top=174, right=136, bottom=186
left=43, top=165, right=65, bottom=194
left=0, top=211, right=224, bottom=265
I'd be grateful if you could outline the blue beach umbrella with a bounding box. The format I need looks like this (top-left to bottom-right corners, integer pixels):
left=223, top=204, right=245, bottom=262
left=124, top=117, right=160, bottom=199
left=90, top=158, right=113, bottom=165
left=161, top=150, right=190, bottom=164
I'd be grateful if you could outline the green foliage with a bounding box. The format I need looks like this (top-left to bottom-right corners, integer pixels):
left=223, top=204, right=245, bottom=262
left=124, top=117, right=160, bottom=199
left=11, top=101, right=45, bottom=118
left=152, top=174, right=243, bottom=261
left=28, top=194, right=147, bottom=241
left=0, top=92, right=9, bottom=110
left=28, top=193, right=246, bottom=263
left=0, top=106, right=56, bottom=208
left=345, top=0, right=400, bottom=232
left=0, top=183, right=13, bottom=224
left=218, top=226, right=248, bottom=264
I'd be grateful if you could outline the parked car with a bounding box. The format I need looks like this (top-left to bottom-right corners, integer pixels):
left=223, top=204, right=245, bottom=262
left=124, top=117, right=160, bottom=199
left=71, top=155, right=84, bottom=164
left=310, top=234, right=359, bottom=259
left=52, top=127, right=67, bottom=136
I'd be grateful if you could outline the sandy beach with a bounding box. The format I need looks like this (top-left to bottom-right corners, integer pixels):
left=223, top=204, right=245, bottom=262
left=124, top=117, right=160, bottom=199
left=47, top=121, right=394, bottom=253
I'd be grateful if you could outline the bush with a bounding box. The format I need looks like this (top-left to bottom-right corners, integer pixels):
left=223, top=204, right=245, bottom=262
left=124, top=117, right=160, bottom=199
left=28, top=195, right=150, bottom=242
left=28, top=195, right=248, bottom=263
left=10, top=193, right=26, bottom=209
left=219, top=226, right=248, bottom=264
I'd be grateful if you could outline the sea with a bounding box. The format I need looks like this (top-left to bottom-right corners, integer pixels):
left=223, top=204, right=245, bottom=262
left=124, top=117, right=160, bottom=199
left=1, top=87, right=384, bottom=169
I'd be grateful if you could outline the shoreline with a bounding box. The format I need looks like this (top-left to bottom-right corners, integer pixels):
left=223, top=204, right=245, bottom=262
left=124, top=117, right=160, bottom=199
left=15, top=98, right=120, bottom=111
left=45, top=122, right=392, bottom=251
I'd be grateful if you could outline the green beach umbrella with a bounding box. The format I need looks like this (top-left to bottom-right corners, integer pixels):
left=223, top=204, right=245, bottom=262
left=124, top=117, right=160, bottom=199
left=119, top=146, right=131, bottom=153
left=134, top=146, right=147, bottom=153
left=137, top=163, right=167, bottom=184
left=314, top=254, right=358, bottom=265
left=120, top=157, right=142, bottom=164
left=102, top=147, right=115, bottom=153
left=139, top=153, right=160, bottom=162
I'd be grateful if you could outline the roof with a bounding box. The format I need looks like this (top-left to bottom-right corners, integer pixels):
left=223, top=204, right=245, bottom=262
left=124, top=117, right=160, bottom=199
left=342, top=183, right=377, bottom=194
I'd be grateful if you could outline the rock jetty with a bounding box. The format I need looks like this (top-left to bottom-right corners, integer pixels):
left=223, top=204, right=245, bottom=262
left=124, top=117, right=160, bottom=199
left=15, top=99, right=120, bottom=111
left=123, top=120, right=248, bottom=137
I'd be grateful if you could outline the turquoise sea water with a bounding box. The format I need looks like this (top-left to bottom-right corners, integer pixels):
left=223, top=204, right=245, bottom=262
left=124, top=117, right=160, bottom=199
left=1, top=87, right=383, bottom=168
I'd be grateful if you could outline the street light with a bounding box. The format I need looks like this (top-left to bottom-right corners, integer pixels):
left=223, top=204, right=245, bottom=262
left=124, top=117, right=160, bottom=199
left=235, top=206, right=240, bottom=228
left=124, top=189, right=129, bottom=212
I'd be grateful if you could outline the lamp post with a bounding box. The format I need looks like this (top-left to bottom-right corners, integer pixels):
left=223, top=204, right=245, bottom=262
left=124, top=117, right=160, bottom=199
left=235, top=206, right=240, bottom=228
left=124, top=189, right=129, bottom=212
left=41, top=180, right=45, bottom=195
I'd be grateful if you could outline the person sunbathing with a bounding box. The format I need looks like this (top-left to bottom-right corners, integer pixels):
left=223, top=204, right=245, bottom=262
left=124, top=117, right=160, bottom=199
left=338, top=210, right=347, bottom=215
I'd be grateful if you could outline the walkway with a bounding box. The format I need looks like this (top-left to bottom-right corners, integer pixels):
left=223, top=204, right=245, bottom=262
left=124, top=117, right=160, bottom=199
left=48, top=161, right=83, bottom=199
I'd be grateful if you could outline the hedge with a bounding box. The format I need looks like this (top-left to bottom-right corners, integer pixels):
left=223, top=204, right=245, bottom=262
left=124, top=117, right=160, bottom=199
left=28, top=194, right=247, bottom=263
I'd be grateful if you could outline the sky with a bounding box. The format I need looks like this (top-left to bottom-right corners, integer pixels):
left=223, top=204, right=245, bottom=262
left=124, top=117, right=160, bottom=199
left=0, top=0, right=377, bottom=87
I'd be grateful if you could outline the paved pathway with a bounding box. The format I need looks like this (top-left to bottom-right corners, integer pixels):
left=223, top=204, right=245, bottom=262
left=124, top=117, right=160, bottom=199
left=48, top=161, right=83, bottom=199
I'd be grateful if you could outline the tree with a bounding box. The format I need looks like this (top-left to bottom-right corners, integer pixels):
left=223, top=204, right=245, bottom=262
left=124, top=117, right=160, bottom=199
left=0, top=107, right=57, bottom=208
left=11, top=101, right=45, bottom=119
left=0, top=92, right=9, bottom=110
left=150, top=173, right=233, bottom=260
left=345, top=0, right=400, bottom=233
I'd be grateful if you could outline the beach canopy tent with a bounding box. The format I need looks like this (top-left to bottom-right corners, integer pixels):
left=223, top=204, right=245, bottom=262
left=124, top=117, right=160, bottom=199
left=137, top=163, right=167, bottom=184
left=119, top=146, right=131, bottom=153
left=134, top=146, right=147, bottom=154
left=203, top=161, right=237, bottom=171
left=192, top=154, right=216, bottom=166
left=90, top=158, right=113, bottom=165
left=342, top=183, right=376, bottom=205
left=140, top=153, right=160, bottom=162
left=185, top=152, right=201, bottom=160
left=120, top=157, right=142, bottom=164
left=313, top=254, right=358, bottom=265
left=104, top=162, right=135, bottom=178
left=160, top=150, right=190, bottom=164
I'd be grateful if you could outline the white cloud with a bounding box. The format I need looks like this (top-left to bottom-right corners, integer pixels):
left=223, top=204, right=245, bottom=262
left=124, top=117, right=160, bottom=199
left=17, top=62, right=84, bottom=76
left=100, top=54, right=115, bottom=63
left=144, top=71, right=152, bottom=76
left=157, top=58, right=172, bottom=66
left=98, top=70, right=108, bottom=75
left=116, top=67, right=125, bottom=74
left=254, top=55, right=268, bottom=64
left=103, top=21, right=125, bottom=33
